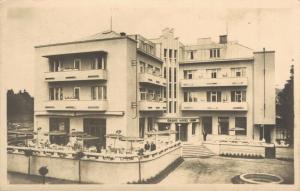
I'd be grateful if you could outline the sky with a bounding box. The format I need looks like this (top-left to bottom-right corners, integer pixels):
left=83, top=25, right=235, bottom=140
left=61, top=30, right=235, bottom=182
left=1, top=0, right=299, bottom=96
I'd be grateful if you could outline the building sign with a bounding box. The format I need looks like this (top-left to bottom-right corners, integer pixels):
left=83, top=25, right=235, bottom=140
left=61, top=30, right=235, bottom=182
left=157, top=118, right=199, bottom=123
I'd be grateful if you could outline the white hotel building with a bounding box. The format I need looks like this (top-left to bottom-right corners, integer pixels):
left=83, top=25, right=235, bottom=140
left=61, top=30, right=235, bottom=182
left=34, top=28, right=275, bottom=148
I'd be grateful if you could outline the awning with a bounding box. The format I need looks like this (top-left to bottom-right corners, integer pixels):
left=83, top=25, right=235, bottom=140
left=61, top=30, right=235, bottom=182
left=8, top=130, right=36, bottom=135
left=76, top=135, right=99, bottom=141
left=120, top=137, right=144, bottom=142
left=145, top=130, right=177, bottom=135
left=44, top=131, right=67, bottom=136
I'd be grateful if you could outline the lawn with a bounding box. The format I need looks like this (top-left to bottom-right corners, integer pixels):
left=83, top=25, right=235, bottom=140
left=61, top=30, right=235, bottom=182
left=161, top=156, right=294, bottom=184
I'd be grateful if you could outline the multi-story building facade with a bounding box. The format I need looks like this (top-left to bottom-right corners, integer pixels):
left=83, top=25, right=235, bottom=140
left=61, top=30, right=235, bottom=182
left=34, top=28, right=275, bottom=148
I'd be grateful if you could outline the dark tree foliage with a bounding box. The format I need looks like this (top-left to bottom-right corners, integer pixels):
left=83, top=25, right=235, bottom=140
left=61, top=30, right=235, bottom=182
left=276, top=65, right=294, bottom=145
left=7, top=89, right=34, bottom=121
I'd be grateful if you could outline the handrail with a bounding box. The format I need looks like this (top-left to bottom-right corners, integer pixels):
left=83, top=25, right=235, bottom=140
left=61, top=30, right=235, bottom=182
left=44, top=69, right=106, bottom=73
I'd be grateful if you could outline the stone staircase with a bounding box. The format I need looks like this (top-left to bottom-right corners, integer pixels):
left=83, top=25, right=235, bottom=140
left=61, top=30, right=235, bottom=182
left=182, top=143, right=215, bottom=158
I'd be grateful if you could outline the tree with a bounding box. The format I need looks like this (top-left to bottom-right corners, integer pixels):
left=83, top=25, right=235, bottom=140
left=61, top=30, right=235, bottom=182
left=276, top=65, right=294, bottom=145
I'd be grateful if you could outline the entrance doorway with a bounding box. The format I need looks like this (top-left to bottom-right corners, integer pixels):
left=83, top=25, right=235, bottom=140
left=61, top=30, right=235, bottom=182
left=259, top=125, right=272, bottom=143
left=175, top=123, right=188, bottom=141
left=83, top=118, right=106, bottom=148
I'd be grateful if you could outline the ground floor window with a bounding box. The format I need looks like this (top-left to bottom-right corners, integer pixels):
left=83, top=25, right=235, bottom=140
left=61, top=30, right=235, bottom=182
left=148, top=118, right=154, bottom=131
left=192, top=123, right=197, bottom=135
left=235, top=117, right=247, bottom=135
left=202, top=117, right=212, bottom=134
left=49, top=118, right=70, bottom=145
left=83, top=118, right=106, bottom=148
left=139, top=118, right=145, bottom=138
left=218, top=117, right=229, bottom=135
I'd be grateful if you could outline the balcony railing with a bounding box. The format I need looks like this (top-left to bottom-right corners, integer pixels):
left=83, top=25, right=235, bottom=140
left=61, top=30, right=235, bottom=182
left=181, top=101, right=247, bottom=111
left=139, top=100, right=167, bottom=111
left=44, top=69, right=107, bottom=82
left=139, top=72, right=167, bottom=86
left=44, top=100, right=108, bottom=111
left=180, top=77, right=248, bottom=87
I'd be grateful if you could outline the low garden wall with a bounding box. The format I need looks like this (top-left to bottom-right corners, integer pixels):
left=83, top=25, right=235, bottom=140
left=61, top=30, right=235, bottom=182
left=7, top=142, right=181, bottom=183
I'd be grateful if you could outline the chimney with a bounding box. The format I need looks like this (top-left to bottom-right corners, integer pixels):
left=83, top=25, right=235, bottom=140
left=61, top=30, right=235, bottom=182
left=120, top=32, right=126, bottom=36
left=219, top=35, right=227, bottom=44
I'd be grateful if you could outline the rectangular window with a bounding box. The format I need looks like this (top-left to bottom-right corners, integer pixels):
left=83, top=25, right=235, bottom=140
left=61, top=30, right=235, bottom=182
left=169, top=84, right=172, bottom=98
left=49, top=118, right=70, bottom=145
left=184, top=91, right=188, bottom=102
left=140, top=88, right=147, bottom=100
left=174, top=50, right=177, bottom=58
left=174, top=83, right=177, bottom=98
left=139, top=61, right=146, bottom=73
left=74, top=59, right=81, bottom=70
left=218, top=117, right=229, bottom=135
left=231, top=90, right=246, bottom=102
left=202, top=117, right=212, bottom=134
left=210, top=49, right=220, bottom=58
left=169, top=101, right=172, bottom=113
left=74, top=87, right=80, bottom=100
left=92, top=56, right=105, bottom=70
left=49, top=87, right=63, bottom=100
left=163, top=87, right=166, bottom=98
left=50, top=60, right=61, bottom=72
left=190, top=51, right=194, bottom=60
left=139, top=118, right=145, bottom=138
left=163, top=67, right=166, bottom=78
left=98, top=86, right=107, bottom=100
left=174, top=101, right=177, bottom=113
left=231, top=67, right=246, bottom=77
left=148, top=118, right=153, bottom=131
left=49, top=88, right=55, bottom=100
left=192, top=123, right=197, bottom=135
left=207, top=91, right=221, bottom=102
left=169, top=49, right=173, bottom=58
left=164, top=49, right=167, bottom=58
left=235, top=117, right=247, bottom=135
left=169, top=68, right=172, bottom=82
left=174, top=68, right=177, bottom=82
left=207, top=69, right=219, bottom=78
left=184, top=70, right=193, bottom=79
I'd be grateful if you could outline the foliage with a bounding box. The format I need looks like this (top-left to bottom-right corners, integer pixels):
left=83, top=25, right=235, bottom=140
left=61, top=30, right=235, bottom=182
left=276, top=65, right=294, bottom=145
left=7, top=89, right=34, bottom=122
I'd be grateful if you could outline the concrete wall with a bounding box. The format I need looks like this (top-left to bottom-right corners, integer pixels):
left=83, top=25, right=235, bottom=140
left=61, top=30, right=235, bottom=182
left=7, top=146, right=181, bottom=184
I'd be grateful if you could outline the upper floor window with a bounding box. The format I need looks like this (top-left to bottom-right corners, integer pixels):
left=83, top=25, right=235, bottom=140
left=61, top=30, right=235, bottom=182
left=73, top=87, right=80, bottom=100
left=50, top=60, right=61, bottom=72
left=139, top=61, right=146, bottom=73
left=210, top=49, right=220, bottom=58
left=49, top=87, right=63, bottom=100
left=235, top=117, right=247, bottom=135
left=74, top=59, right=81, bottom=70
left=231, top=67, right=246, bottom=77
left=92, top=56, right=106, bottom=70
left=207, top=91, right=221, bottom=102
left=91, top=86, right=107, bottom=100
left=183, top=91, right=197, bottom=102
left=206, top=69, right=219, bottom=78
left=190, top=51, right=194, bottom=60
left=184, top=70, right=193, bottom=79
left=169, top=49, right=173, bottom=58
left=231, top=90, right=246, bottom=102
left=174, top=50, right=177, bottom=58
left=164, top=49, right=167, bottom=58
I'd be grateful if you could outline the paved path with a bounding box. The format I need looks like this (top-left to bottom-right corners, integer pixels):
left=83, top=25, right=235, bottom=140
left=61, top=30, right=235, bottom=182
left=161, top=156, right=294, bottom=184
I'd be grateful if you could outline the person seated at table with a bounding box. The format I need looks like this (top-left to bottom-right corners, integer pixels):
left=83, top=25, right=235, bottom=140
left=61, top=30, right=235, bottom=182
left=150, top=141, right=156, bottom=151
left=144, top=141, right=150, bottom=151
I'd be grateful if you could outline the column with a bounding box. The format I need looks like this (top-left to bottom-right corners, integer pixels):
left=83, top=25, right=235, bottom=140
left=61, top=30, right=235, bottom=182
left=187, top=123, right=192, bottom=142
left=229, top=116, right=235, bottom=136
left=170, top=123, right=176, bottom=142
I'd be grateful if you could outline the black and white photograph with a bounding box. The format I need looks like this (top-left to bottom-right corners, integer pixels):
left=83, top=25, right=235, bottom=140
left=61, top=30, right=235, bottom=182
left=0, top=0, right=299, bottom=190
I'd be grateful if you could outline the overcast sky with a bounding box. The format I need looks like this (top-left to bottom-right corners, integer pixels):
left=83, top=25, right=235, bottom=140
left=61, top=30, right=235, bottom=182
left=1, top=0, right=299, bottom=96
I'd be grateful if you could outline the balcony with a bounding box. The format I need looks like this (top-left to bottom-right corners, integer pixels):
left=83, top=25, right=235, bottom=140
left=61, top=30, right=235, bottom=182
left=139, top=101, right=166, bottom=111
left=180, top=77, right=248, bottom=88
left=181, top=102, right=247, bottom=111
left=44, top=69, right=107, bottom=82
left=139, top=73, right=167, bottom=86
left=44, top=100, right=108, bottom=111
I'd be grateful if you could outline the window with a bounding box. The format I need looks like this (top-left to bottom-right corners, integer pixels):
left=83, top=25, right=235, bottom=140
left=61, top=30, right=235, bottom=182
left=169, top=84, right=172, bottom=98
left=169, top=101, right=172, bottom=113
left=163, top=87, right=166, bottom=98
left=164, top=49, right=167, bottom=58
left=73, top=87, right=80, bottom=100
left=163, top=67, right=166, bottom=78
left=50, top=60, right=61, bottom=72
left=202, top=117, right=212, bottom=134
left=98, top=86, right=107, bottom=100
left=139, top=118, right=145, bottom=138
left=192, top=123, right=197, bottom=135
left=174, top=50, right=177, bottom=58
left=140, top=88, right=147, bottom=100
left=184, top=91, right=195, bottom=102
left=169, top=49, right=173, bottom=58
left=210, top=49, right=220, bottom=58
left=184, top=70, right=193, bottom=79
left=231, top=90, right=246, bottom=102
left=154, top=67, right=161, bottom=76
left=49, top=118, right=70, bottom=145
left=206, top=69, right=219, bottom=78
left=235, top=117, right=247, bottom=135
left=174, top=68, right=177, bottom=82
left=218, top=117, right=229, bottom=135
left=174, top=101, right=177, bottom=113
left=49, top=87, right=63, bottom=100
left=139, top=61, right=146, bottom=73
left=74, top=59, right=81, bottom=70
left=146, top=64, right=154, bottom=74
left=231, top=67, right=246, bottom=77
left=148, top=89, right=155, bottom=101
left=207, top=91, right=221, bottom=102
left=92, top=56, right=106, bottom=70
left=174, top=83, right=177, bottom=98
left=169, top=68, right=172, bottom=82
left=190, top=51, right=194, bottom=60
left=148, top=118, right=153, bottom=131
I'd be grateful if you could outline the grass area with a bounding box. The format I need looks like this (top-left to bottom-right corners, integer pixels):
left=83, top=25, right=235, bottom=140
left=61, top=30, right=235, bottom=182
left=161, top=156, right=294, bottom=184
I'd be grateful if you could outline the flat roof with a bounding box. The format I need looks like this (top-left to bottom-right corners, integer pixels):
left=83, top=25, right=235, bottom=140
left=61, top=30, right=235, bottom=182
left=179, top=57, right=254, bottom=65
